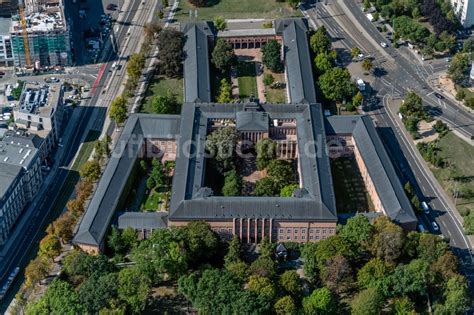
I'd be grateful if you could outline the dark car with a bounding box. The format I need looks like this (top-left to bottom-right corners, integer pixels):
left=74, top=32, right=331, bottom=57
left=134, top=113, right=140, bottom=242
left=434, top=92, right=444, bottom=99
left=0, top=71, right=5, bottom=75
left=106, top=3, right=117, bottom=10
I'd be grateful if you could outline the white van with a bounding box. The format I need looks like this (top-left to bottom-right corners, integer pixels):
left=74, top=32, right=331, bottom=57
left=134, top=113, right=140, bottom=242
left=421, top=201, right=430, bottom=214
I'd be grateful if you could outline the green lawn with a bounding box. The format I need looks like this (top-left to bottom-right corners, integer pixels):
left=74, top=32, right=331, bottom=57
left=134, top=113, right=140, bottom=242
left=330, top=157, right=375, bottom=213
left=176, top=0, right=302, bottom=22
left=237, top=61, right=257, bottom=99
left=141, top=75, right=183, bottom=113
left=141, top=189, right=167, bottom=211
left=430, top=132, right=474, bottom=229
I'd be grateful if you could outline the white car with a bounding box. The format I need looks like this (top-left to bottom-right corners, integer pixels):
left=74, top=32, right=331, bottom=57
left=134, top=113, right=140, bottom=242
left=380, top=42, right=388, bottom=48
left=431, top=221, right=439, bottom=231
left=357, top=53, right=364, bottom=59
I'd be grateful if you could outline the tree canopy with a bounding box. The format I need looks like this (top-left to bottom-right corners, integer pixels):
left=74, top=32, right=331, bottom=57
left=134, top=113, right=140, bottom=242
left=318, top=67, right=357, bottom=103
left=262, top=40, right=283, bottom=72
left=109, top=96, right=128, bottom=125
left=157, top=29, right=184, bottom=77
left=212, top=38, right=235, bottom=71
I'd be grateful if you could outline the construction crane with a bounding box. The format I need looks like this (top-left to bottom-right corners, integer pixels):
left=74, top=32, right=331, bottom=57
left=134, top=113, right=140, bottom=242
left=18, top=0, right=32, bottom=68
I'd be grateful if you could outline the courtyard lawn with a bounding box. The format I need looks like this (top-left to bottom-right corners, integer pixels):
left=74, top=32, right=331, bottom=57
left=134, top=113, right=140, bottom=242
left=264, top=69, right=287, bottom=103
left=237, top=61, right=257, bottom=99
left=431, top=132, right=474, bottom=221
left=141, top=189, right=167, bottom=211
left=176, top=0, right=302, bottom=22
left=330, top=157, right=375, bottom=213
left=141, top=75, right=183, bottom=114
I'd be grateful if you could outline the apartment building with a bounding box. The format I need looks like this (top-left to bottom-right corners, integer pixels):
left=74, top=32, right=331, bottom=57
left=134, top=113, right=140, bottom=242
left=0, top=18, right=14, bottom=66
left=0, top=131, right=44, bottom=245
left=10, top=0, right=71, bottom=68
left=451, top=0, right=474, bottom=27
left=13, top=82, right=63, bottom=158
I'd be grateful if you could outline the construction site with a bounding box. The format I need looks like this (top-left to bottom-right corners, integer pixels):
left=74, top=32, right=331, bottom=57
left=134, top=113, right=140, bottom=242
left=9, top=0, right=71, bottom=69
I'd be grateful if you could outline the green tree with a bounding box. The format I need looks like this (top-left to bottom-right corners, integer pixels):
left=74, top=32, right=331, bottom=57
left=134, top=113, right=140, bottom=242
left=370, top=216, right=405, bottom=264
left=275, top=296, right=297, bottom=315
left=301, top=242, right=319, bottom=283
left=255, top=177, right=277, bottom=196
left=79, top=273, right=118, bottom=314
left=315, top=235, right=351, bottom=270
left=319, top=67, right=357, bottom=103
left=351, top=288, right=384, bottom=315
left=448, top=52, right=470, bottom=85
left=157, top=29, right=184, bottom=77
left=352, top=91, right=363, bottom=108
left=180, top=221, right=220, bottom=265
left=280, top=183, right=299, bottom=197
left=151, top=91, right=180, bottom=114
left=25, top=257, right=50, bottom=287
left=310, top=26, right=331, bottom=55
left=217, top=78, right=232, bottom=103
left=226, top=261, right=249, bottom=281
left=417, top=233, right=448, bottom=263
left=256, top=138, right=277, bottom=170
left=109, top=96, right=128, bottom=125
left=247, top=275, right=276, bottom=302
left=302, top=287, right=336, bottom=315
left=39, top=234, right=61, bottom=260
left=121, top=227, right=138, bottom=250
left=392, top=297, right=416, bottom=315
left=206, top=126, right=239, bottom=171
left=338, top=214, right=373, bottom=256
left=362, top=58, right=373, bottom=72
left=321, top=255, right=353, bottom=294
left=314, top=53, right=334, bottom=75
left=108, top=225, right=124, bottom=255
left=52, top=213, right=74, bottom=244
left=224, top=236, right=241, bottom=266
left=26, top=280, right=85, bottom=315
left=357, top=258, right=390, bottom=292
left=279, top=270, right=301, bottom=297
left=212, top=38, right=235, bottom=71
left=214, top=16, right=227, bottom=31
left=263, top=73, right=274, bottom=86
left=80, top=160, right=101, bottom=182
left=351, top=47, right=361, bottom=59
left=118, top=267, right=151, bottom=314
left=249, top=256, right=276, bottom=279
left=143, top=21, right=161, bottom=40
left=267, top=159, right=294, bottom=188
left=400, top=91, right=423, bottom=119
left=262, top=40, right=283, bottom=72
left=390, top=259, right=431, bottom=296
left=222, top=169, right=242, bottom=196
left=127, top=53, right=145, bottom=83
left=436, top=275, right=470, bottom=314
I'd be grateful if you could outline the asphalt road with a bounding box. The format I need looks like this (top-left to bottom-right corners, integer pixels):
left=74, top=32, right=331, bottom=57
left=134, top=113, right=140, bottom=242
left=303, top=1, right=474, bottom=293
left=0, top=0, right=144, bottom=310
left=342, top=0, right=474, bottom=140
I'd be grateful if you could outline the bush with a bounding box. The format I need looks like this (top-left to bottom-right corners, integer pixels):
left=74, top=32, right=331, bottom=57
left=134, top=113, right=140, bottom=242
left=263, top=73, right=274, bottom=86
left=433, top=120, right=449, bottom=137
left=455, top=89, right=466, bottom=101
left=214, top=16, right=226, bottom=31
left=262, top=40, right=283, bottom=73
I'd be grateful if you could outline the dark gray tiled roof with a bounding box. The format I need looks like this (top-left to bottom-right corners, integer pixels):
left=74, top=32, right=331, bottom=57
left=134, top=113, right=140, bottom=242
left=73, top=114, right=180, bottom=247
left=236, top=111, right=269, bottom=132
left=325, top=115, right=417, bottom=227
left=182, top=22, right=213, bottom=103
left=117, top=211, right=168, bottom=230
left=169, top=102, right=337, bottom=222
left=276, top=19, right=317, bottom=104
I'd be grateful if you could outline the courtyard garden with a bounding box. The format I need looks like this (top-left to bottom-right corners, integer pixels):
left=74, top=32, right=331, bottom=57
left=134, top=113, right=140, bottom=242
left=236, top=61, right=258, bottom=99
left=330, top=157, right=375, bottom=213
left=141, top=75, right=183, bottom=114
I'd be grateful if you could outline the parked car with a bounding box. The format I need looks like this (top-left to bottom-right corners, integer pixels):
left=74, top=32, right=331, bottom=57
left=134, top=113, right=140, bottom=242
left=421, top=201, right=430, bottom=214
left=380, top=42, right=388, bottom=48
left=431, top=221, right=439, bottom=231
left=434, top=92, right=444, bottom=99
left=106, top=3, right=117, bottom=10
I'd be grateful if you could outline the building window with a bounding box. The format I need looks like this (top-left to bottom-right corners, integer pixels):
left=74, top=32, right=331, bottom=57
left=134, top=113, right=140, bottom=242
left=302, top=229, right=306, bottom=234
left=316, top=235, right=320, bottom=240
left=279, top=228, right=283, bottom=234
left=309, top=229, right=314, bottom=234
left=302, top=235, right=305, bottom=240
left=228, top=229, right=232, bottom=234
left=294, top=228, right=298, bottom=234
left=316, top=229, right=320, bottom=234
left=309, top=235, right=314, bottom=240
left=287, top=236, right=291, bottom=240
left=294, top=236, right=298, bottom=240
left=287, top=228, right=291, bottom=234
left=322, top=229, right=326, bottom=234
left=279, top=235, right=283, bottom=240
